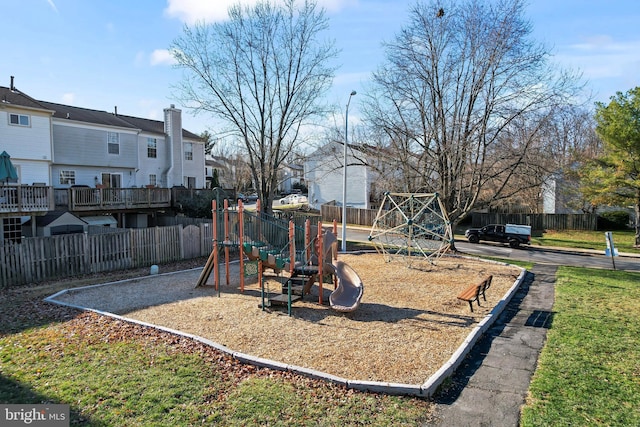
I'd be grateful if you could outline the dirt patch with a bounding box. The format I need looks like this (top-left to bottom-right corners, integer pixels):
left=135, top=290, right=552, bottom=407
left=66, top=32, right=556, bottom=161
left=52, top=253, right=522, bottom=385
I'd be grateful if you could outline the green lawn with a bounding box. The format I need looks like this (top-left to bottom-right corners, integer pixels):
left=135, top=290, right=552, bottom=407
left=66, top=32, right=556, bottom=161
left=0, top=282, right=432, bottom=426
left=454, top=228, right=639, bottom=254
left=531, top=229, right=639, bottom=254
left=3, top=242, right=639, bottom=425
left=520, top=267, right=640, bottom=426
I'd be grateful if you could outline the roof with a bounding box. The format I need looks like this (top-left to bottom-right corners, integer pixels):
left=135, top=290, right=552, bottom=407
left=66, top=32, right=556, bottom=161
left=119, top=114, right=202, bottom=140
left=307, top=141, right=363, bottom=160
left=0, top=85, right=202, bottom=141
left=287, top=164, right=304, bottom=171
left=81, top=215, right=118, bottom=226
left=38, top=100, right=139, bottom=130
left=206, top=157, right=227, bottom=168
left=0, top=86, right=52, bottom=112
left=23, top=211, right=85, bottom=227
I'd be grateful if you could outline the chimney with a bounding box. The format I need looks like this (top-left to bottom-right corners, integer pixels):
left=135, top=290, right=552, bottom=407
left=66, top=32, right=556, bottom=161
left=10, top=76, right=15, bottom=91
left=114, top=106, right=118, bottom=116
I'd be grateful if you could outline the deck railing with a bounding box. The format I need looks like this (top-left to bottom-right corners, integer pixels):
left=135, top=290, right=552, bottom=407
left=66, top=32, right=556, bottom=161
left=0, top=184, right=53, bottom=216
left=54, top=187, right=172, bottom=211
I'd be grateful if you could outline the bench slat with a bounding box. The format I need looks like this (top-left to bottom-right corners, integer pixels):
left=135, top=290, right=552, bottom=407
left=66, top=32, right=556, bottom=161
left=457, top=275, right=493, bottom=312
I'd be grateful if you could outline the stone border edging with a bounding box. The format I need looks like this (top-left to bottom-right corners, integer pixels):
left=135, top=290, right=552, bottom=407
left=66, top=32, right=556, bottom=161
left=45, top=256, right=526, bottom=398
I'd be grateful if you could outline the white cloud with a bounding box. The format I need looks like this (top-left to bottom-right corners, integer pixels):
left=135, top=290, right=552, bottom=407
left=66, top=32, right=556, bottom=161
left=61, top=93, right=75, bottom=104
left=558, top=36, right=640, bottom=80
left=569, top=35, right=636, bottom=53
left=46, top=0, right=58, bottom=13
left=164, top=0, right=356, bottom=24
left=150, top=49, right=178, bottom=66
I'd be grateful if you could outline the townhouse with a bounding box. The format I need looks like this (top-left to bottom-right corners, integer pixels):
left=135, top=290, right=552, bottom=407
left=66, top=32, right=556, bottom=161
left=0, top=77, right=205, bottom=239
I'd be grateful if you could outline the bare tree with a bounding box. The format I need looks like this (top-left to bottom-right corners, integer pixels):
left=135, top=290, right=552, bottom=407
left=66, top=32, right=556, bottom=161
left=363, top=0, right=581, bottom=234
left=208, top=140, right=253, bottom=194
left=171, top=0, right=337, bottom=212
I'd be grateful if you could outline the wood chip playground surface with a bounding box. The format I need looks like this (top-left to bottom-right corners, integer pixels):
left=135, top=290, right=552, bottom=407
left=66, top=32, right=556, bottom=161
left=50, top=252, right=522, bottom=385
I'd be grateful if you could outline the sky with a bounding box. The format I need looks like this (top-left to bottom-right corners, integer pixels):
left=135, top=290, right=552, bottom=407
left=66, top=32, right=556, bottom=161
left=3, top=0, right=640, bottom=137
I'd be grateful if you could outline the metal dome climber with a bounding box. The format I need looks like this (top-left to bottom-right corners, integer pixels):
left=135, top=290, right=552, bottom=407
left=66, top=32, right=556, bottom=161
left=367, top=192, right=453, bottom=266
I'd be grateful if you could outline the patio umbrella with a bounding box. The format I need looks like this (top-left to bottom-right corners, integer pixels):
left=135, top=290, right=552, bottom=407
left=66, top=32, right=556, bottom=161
left=0, top=151, right=18, bottom=184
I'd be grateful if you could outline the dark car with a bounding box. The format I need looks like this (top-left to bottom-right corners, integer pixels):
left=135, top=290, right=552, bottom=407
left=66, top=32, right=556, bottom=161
left=464, top=224, right=531, bottom=248
left=237, top=192, right=258, bottom=203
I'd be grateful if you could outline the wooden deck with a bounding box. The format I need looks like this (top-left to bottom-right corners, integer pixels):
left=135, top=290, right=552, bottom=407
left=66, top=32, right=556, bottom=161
left=0, top=184, right=53, bottom=217
left=53, top=187, right=172, bottom=212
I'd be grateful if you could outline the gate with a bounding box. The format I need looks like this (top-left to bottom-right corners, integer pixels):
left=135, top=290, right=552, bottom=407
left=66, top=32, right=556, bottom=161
left=182, top=225, right=201, bottom=259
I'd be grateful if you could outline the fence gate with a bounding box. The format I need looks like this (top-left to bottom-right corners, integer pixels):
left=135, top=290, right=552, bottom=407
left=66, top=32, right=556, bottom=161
left=182, top=225, right=201, bottom=259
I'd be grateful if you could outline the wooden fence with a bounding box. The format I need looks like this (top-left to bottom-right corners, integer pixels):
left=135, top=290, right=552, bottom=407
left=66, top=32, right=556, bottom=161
left=321, top=202, right=599, bottom=232
left=470, top=213, right=598, bottom=232
left=321, top=202, right=379, bottom=227
left=0, top=224, right=216, bottom=289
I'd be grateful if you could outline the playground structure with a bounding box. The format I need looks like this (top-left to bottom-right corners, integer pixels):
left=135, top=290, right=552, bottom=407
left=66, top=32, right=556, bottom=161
left=196, top=199, right=364, bottom=314
left=368, top=192, right=452, bottom=266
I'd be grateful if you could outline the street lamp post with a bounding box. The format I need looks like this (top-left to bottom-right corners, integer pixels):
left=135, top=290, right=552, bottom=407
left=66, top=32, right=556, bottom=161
left=342, top=90, right=357, bottom=252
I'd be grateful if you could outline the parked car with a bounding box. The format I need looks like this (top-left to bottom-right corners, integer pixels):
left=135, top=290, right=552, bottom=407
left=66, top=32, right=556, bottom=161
left=464, top=223, right=531, bottom=248
left=279, top=194, right=308, bottom=205
left=237, top=193, right=258, bottom=203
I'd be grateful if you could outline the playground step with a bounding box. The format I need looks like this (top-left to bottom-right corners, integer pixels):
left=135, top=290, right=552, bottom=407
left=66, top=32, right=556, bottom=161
left=269, top=294, right=301, bottom=306
left=282, top=285, right=306, bottom=296
left=293, top=265, right=319, bottom=276
left=278, top=277, right=307, bottom=295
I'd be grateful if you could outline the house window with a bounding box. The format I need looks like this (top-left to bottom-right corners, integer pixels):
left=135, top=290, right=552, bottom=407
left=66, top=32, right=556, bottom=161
left=184, top=143, right=193, bottom=161
left=59, top=170, right=76, bottom=185
left=2, top=217, right=21, bottom=243
left=147, top=138, right=157, bottom=158
left=9, top=113, right=30, bottom=127
left=108, top=132, right=120, bottom=155
left=149, top=174, right=157, bottom=186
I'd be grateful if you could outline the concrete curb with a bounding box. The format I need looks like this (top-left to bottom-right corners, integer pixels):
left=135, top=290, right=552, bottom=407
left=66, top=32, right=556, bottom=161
left=45, top=256, right=526, bottom=398
left=421, top=262, right=526, bottom=397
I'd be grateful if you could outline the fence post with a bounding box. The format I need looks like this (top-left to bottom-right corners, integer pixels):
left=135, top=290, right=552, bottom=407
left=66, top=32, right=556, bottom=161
left=178, top=224, right=185, bottom=260
left=155, top=226, right=161, bottom=264
left=83, top=232, right=91, bottom=273
left=200, top=222, right=206, bottom=256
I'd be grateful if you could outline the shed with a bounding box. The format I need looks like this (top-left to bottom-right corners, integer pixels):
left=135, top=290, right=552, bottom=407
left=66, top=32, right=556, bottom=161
left=81, top=215, right=118, bottom=228
left=23, top=211, right=87, bottom=237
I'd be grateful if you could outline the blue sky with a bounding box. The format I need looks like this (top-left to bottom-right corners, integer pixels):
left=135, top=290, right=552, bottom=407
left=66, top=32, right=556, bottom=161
left=3, top=0, right=640, bottom=136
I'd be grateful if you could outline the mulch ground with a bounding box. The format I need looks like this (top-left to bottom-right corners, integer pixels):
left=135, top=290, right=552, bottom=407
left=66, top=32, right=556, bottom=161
left=51, top=252, right=522, bottom=385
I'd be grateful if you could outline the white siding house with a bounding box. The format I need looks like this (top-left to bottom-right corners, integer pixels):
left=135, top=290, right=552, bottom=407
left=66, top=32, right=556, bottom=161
left=0, top=85, right=53, bottom=185
left=39, top=101, right=205, bottom=190
left=305, top=141, right=371, bottom=210
left=0, top=78, right=205, bottom=239
left=279, top=163, right=304, bottom=194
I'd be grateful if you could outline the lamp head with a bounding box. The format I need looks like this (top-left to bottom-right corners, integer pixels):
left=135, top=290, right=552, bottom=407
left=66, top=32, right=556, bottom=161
left=350, top=90, right=357, bottom=96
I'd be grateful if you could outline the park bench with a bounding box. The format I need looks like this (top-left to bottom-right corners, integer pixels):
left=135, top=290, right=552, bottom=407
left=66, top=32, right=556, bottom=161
left=457, top=275, right=493, bottom=312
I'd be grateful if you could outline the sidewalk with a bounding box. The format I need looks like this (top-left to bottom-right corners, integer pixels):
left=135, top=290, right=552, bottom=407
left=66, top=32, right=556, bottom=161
left=428, top=264, right=557, bottom=426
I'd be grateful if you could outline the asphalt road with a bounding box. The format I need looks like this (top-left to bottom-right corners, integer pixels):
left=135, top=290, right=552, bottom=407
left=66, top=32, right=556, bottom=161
left=344, top=226, right=640, bottom=272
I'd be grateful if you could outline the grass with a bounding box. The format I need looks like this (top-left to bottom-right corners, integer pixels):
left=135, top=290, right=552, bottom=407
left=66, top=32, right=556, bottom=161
left=530, top=229, right=639, bottom=253
left=3, top=233, right=639, bottom=425
left=0, top=276, right=432, bottom=426
left=520, top=267, right=640, bottom=426
left=454, top=227, right=639, bottom=253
